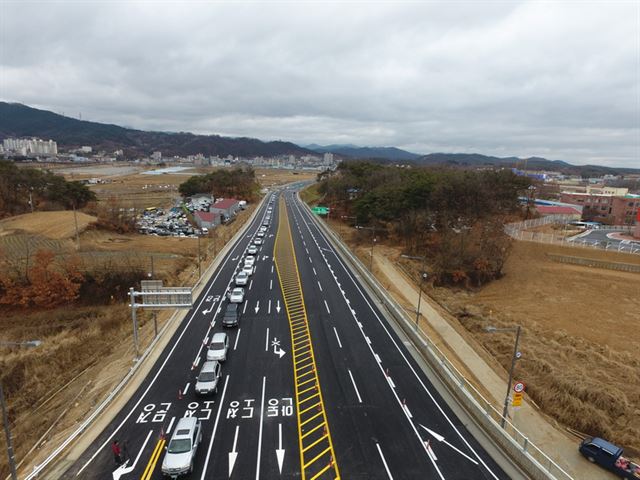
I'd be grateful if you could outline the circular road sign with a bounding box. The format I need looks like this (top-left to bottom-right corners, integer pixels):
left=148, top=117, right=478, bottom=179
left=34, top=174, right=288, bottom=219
left=513, top=381, right=526, bottom=393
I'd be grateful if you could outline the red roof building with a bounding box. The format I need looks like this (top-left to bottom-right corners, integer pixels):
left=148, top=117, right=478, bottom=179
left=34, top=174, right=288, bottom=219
left=194, top=211, right=221, bottom=228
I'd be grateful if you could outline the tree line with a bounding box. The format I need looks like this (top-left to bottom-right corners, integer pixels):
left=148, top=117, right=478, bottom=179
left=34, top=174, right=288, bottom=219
left=0, top=160, right=96, bottom=217
left=178, top=166, right=259, bottom=200
left=318, top=161, right=531, bottom=286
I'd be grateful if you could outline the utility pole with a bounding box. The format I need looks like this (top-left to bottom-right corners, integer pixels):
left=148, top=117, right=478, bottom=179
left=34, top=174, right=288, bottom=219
left=1, top=383, right=18, bottom=480
left=401, top=254, right=428, bottom=330
left=129, top=287, right=140, bottom=359
left=197, top=235, right=202, bottom=279
left=72, top=202, right=80, bottom=250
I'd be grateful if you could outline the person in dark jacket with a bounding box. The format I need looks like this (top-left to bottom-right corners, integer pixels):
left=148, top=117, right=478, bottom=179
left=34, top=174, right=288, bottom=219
left=111, top=440, right=123, bottom=466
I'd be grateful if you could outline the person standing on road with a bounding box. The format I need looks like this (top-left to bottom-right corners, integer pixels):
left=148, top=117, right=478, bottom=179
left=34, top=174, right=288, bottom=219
left=111, top=440, right=123, bottom=466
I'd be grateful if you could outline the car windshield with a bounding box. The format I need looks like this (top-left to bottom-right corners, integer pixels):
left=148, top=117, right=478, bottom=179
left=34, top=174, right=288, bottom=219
left=210, top=342, right=225, bottom=350
left=199, top=371, right=216, bottom=382
left=167, top=438, right=191, bottom=454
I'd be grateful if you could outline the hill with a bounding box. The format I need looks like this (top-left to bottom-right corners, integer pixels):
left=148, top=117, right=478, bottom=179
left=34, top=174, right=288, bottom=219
left=307, top=144, right=421, bottom=161
left=0, top=102, right=313, bottom=158
left=415, top=153, right=640, bottom=176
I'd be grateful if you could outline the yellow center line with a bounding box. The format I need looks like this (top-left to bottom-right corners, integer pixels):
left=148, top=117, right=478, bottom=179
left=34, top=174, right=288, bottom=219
left=140, top=437, right=166, bottom=480
left=273, top=196, right=340, bottom=480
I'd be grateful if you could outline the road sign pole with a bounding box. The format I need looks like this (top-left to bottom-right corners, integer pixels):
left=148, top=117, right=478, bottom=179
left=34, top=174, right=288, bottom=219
left=501, top=325, right=521, bottom=428
left=129, top=287, right=139, bottom=359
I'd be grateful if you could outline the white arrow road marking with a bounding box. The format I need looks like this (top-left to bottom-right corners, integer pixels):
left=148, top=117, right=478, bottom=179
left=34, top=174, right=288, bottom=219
left=228, top=425, right=239, bottom=477
left=276, top=300, right=281, bottom=313
left=276, top=423, right=285, bottom=474
left=273, top=344, right=285, bottom=358
left=255, top=300, right=260, bottom=314
left=419, top=425, right=479, bottom=465
left=111, top=430, right=153, bottom=480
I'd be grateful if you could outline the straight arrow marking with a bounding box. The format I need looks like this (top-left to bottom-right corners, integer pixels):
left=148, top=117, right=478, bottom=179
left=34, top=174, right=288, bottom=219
left=276, top=423, right=285, bottom=474
left=229, top=425, right=239, bottom=477
left=255, top=300, right=260, bottom=314
left=419, top=424, right=479, bottom=465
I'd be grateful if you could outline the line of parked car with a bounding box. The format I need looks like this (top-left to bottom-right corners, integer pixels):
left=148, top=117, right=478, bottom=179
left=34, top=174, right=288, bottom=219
left=161, top=196, right=276, bottom=479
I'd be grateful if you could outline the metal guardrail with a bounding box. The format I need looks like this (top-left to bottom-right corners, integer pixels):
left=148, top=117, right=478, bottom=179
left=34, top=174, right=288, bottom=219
left=547, top=254, right=640, bottom=273
left=302, top=198, right=573, bottom=480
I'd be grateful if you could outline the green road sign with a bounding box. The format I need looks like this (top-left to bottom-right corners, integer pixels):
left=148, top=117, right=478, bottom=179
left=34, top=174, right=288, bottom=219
left=312, top=206, right=330, bottom=215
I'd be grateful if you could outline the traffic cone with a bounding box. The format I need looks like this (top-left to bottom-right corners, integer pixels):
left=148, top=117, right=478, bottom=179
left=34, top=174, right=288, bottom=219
left=178, top=388, right=183, bottom=400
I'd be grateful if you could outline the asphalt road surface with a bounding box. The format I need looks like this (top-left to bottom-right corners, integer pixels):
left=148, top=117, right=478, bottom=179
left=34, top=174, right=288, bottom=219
left=568, top=229, right=640, bottom=253
left=61, top=186, right=514, bottom=480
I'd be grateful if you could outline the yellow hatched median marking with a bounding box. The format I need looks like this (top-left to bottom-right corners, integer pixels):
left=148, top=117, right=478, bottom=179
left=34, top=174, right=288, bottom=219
left=140, top=437, right=165, bottom=480
left=274, top=197, right=340, bottom=480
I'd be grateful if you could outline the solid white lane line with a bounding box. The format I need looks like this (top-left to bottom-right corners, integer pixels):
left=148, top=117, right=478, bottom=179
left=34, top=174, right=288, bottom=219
left=265, top=327, right=270, bottom=351
left=376, top=443, right=394, bottom=480
left=183, top=382, right=190, bottom=395
left=233, top=329, right=241, bottom=351
left=324, top=300, right=330, bottom=314
left=166, top=417, right=176, bottom=435
left=333, top=327, right=343, bottom=348
left=255, top=376, right=267, bottom=480
left=317, top=280, right=323, bottom=292
left=348, top=370, right=363, bottom=403
left=200, top=375, right=230, bottom=480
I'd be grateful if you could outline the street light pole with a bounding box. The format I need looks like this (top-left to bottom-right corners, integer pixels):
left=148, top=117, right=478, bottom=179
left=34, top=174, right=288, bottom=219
left=401, top=254, right=428, bottom=330
left=485, top=325, right=522, bottom=428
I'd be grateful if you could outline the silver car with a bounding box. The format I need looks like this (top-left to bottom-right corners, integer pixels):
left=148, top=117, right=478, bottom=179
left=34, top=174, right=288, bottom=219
left=161, top=417, right=202, bottom=478
left=195, top=361, right=221, bottom=395
left=207, top=332, right=229, bottom=362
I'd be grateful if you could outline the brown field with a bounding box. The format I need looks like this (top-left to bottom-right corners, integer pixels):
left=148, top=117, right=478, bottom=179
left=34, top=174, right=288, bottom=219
left=0, top=211, right=97, bottom=239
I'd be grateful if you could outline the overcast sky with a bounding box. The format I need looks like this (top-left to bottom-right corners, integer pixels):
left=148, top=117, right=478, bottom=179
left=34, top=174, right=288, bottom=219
left=1, top=1, right=638, bottom=167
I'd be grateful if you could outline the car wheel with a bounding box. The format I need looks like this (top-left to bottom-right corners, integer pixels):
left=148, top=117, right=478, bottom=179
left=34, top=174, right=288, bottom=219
left=587, top=456, right=595, bottom=463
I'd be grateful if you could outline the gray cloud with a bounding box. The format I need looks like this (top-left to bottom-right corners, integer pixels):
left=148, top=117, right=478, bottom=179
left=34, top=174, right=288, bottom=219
left=1, top=0, right=638, bottom=167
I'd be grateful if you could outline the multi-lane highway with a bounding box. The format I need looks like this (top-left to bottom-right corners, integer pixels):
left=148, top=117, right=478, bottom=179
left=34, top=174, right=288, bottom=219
left=61, top=185, right=518, bottom=480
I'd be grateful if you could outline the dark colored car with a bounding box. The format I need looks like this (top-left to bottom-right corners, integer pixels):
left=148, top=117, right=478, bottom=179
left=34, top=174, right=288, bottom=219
left=222, top=302, right=241, bottom=327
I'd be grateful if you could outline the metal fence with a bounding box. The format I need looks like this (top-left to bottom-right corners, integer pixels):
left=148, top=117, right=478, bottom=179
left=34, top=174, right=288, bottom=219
left=305, top=200, right=573, bottom=480
left=548, top=254, right=640, bottom=273
left=505, top=217, right=640, bottom=255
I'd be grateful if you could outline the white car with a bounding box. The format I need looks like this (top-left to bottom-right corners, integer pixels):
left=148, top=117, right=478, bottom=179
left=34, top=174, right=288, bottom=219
left=228, top=287, right=245, bottom=303
left=247, top=245, right=258, bottom=255
left=244, top=255, right=256, bottom=267
left=235, top=271, right=249, bottom=286
left=257, top=231, right=265, bottom=238
left=242, top=264, right=254, bottom=276
left=259, top=226, right=267, bottom=232
left=253, top=238, right=263, bottom=245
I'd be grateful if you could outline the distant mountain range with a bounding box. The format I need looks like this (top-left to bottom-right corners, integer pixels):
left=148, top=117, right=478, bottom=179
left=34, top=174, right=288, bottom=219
left=0, top=102, right=312, bottom=158
left=306, top=143, right=421, bottom=161
left=2, top=102, right=637, bottom=175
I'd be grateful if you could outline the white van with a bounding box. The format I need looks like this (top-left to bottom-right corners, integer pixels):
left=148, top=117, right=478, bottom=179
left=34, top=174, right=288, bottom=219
left=161, top=417, right=202, bottom=478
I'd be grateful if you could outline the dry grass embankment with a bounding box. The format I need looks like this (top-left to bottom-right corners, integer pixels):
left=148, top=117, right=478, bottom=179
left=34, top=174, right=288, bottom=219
left=404, top=241, right=640, bottom=454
